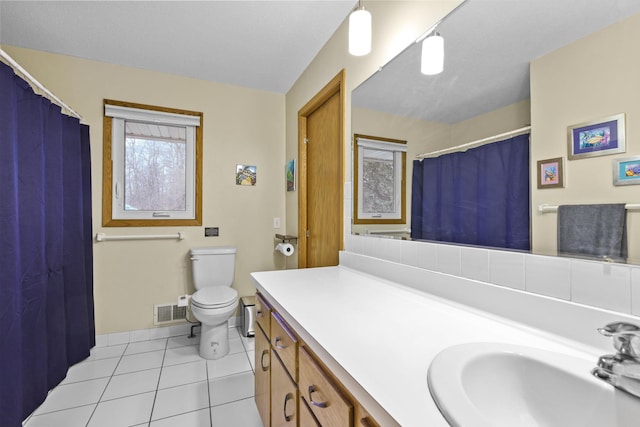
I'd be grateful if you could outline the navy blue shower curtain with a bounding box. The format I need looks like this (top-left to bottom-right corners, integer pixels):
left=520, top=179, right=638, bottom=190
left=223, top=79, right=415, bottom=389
left=0, top=62, right=94, bottom=427
left=411, top=134, right=530, bottom=250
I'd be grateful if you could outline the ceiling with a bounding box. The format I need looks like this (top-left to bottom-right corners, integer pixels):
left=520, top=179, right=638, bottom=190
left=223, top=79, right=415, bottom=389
left=0, top=0, right=357, bottom=94
left=353, top=0, right=640, bottom=124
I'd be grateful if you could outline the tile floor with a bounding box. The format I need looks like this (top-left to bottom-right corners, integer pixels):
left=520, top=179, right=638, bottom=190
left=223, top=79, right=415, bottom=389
left=23, top=328, right=262, bottom=427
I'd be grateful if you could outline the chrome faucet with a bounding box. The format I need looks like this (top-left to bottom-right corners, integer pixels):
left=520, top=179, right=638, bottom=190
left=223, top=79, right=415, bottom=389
left=592, top=322, right=640, bottom=398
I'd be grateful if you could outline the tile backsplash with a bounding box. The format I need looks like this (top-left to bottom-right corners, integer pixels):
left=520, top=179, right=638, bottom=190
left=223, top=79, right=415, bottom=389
left=344, top=234, right=640, bottom=317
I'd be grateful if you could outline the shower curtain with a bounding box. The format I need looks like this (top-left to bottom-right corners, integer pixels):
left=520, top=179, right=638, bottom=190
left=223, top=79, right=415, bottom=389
left=411, top=134, right=530, bottom=250
left=0, top=62, right=94, bottom=427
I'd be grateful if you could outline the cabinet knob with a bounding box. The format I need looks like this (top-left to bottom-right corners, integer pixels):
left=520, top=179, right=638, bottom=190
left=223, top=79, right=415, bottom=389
left=274, top=337, right=287, bottom=349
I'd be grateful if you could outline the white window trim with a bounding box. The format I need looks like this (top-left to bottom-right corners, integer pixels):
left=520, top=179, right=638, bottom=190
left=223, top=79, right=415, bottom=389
left=356, top=136, right=406, bottom=221
left=107, top=104, right=200, bottom=221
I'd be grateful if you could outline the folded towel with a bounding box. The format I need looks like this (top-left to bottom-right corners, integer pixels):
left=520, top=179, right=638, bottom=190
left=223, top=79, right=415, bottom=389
left=557, top=204, right=627, bottom=261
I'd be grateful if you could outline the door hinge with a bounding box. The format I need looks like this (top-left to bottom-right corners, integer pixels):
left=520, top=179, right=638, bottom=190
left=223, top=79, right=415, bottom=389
left=304, top=138, right=309, bottom=144
left=306, top=230, right=311, bottom=238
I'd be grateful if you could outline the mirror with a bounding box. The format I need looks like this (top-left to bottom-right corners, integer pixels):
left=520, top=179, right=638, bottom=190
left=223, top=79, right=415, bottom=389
left=352, top=0, right=640, bottom=264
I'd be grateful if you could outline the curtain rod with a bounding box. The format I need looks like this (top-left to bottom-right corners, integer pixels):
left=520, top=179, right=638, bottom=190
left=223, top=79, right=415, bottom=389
left=0, top=48, right=83, bottom=121
left=416, top=125, right=531, bottom=159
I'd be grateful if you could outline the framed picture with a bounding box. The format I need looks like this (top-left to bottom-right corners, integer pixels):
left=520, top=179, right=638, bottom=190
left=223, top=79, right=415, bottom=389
left=537, top=157, right=564, bottom=189
left=236, top=164, right=256, bottom=186
left=285, top=159, right=296, bottom=191
left=613, top=156, right=640, bottom=186
left=567, top=113, right=625, bottom=160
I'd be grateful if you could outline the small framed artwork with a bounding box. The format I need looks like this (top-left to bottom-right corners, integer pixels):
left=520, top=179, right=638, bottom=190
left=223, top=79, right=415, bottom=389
left=567, top=113, right=625, bottom=160
left=537, top=157, right=564, bottom=189
left=613, top=156, right=640, bottom=186
left=285, top=159, right=296, bottom=191
left=236, top=164, right=257, bottom=186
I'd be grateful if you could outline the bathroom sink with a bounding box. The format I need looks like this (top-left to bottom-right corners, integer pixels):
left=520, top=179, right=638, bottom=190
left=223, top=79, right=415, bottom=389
left=427, top=343, right=640, bottom=427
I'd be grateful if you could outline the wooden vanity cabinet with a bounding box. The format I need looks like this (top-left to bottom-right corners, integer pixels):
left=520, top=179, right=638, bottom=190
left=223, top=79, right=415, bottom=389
left=255, top=325, right=271, bottom=427
left=271, top=350, right=298, bottom=427
left=299, top=346, right=353, bottom=426
left=256, top=293, right=272, bottom=337
left=254, top=292, right=393, bottom=427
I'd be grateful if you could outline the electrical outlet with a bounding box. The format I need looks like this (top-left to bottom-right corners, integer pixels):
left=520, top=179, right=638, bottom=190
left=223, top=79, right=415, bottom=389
left=273, top=217, right=280, bottom=228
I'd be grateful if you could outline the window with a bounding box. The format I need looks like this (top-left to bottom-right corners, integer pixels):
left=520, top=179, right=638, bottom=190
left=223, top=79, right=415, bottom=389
left=353, top=134, right=406, bottom=224
left=102, top=100, right=203, bottom=226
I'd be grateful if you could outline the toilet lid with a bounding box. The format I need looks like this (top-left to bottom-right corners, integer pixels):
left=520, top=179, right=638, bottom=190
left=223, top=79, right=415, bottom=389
left=191, top=287, right=238, bottom=308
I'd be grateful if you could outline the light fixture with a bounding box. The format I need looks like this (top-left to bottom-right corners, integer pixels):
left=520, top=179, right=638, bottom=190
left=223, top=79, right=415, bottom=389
left=348, top=2, right=371, bottom=56
left=421, top=32, right=444, bottom=75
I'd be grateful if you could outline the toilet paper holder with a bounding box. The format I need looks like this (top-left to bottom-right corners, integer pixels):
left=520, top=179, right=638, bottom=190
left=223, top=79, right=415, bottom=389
left=275, top=234, right=297, bottom=244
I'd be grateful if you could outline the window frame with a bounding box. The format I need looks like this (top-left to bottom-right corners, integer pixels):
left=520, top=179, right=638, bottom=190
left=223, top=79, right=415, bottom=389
left=102, top=99, right=203, bottom=227
left=353, top=134, right=407, bottom=224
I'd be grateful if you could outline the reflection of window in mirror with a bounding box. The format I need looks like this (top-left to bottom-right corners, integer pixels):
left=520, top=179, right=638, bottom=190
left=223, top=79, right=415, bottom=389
left=353, top=134, right=406, bottom=224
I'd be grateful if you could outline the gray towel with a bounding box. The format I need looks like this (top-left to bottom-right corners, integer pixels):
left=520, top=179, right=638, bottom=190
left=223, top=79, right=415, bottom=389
left=557, top=204, right=627, bottom=261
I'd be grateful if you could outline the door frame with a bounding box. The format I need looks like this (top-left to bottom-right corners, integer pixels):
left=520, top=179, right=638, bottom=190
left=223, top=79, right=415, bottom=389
left=297, top=70, right=346, bottom=268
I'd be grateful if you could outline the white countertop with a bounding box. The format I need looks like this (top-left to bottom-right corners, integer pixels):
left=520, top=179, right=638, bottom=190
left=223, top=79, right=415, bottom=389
left=251, top=265, right=601, bottom=426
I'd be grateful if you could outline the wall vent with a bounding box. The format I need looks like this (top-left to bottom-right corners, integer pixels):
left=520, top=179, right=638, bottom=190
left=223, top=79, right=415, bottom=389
left=154, top=303, right=187, bottom=325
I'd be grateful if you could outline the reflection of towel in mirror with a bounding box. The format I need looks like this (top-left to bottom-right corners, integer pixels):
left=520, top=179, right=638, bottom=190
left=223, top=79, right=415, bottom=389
left=557, top=204, right=627, bottom=261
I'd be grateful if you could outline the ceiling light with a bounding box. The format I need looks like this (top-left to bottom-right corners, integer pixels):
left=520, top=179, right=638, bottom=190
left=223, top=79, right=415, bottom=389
left=349, top=4, right=371, bottom=56
left=421, top=33, right=444, bottom=75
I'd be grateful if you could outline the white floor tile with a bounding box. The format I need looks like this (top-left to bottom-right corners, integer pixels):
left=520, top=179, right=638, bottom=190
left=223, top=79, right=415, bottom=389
left=152, top=381, right=210, bottom=421
left=158, top=360, right=207, bottom=389
left=62, top=357, right=119, bottom=384
left=25, top=404, right=95, bottom=427
left=240, top=335, right=255, bottom=352
left=34, top=377, right=109, bottom=415
left=167, top=334, right=199, bottom=349
left=115, top=350, right=164, bottom=375
left=87, top=391, right=155, bottom=427
left=102, top=368, right=161, bottom=401
left=209, top=372, right=254, bottom=406
left=87, top=344, right=126, bottom=361
left=227, top=337, right=246, bottom=355
left=207, top=352, right=252, bottom=379
left=150, top=408, right=211, bottom=427
left=247, top=350, right=256, bottom=372
left=163, top=345, right=202, bottom=367
left=125, top=339, right=167, bottom=355
left=211, top=398, right=262, bottom=427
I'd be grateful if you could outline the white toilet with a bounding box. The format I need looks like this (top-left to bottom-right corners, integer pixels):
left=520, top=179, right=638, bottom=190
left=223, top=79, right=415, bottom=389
left=189, top=246, right=239, bottom=360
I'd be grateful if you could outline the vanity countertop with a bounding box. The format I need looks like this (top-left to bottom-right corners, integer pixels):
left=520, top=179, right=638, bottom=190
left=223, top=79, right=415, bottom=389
left=251, top=265, right=602, bottom=426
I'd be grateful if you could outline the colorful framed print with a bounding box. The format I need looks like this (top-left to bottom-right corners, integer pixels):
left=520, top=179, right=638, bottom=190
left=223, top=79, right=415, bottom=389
left=537, top=157, right=564, bottom=189
left=567, top=113, right=625, bottom=160
left=286, top=159, right=296, bottom=191
left=613, top=156, right=640, bottom=186
left=236, top=164, right=256, bottom=186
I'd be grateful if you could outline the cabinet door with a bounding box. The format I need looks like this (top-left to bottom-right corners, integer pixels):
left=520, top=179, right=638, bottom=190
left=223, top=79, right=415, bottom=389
left=300, top=397, right=321, bottom=427
left=271, top=350, right=298, bottom=427
left=255, top=327, right=271, bottom=427
left=256, top=293, right=272, bottom=338
left=299, top=346, right=353, bottom=427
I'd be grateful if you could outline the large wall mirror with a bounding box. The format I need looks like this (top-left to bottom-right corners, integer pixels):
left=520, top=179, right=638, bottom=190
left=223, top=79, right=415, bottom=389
left=352, top=0, right=640, bottom=265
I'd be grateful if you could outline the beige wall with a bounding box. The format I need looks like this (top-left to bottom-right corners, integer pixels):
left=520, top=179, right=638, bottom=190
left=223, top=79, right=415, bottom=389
left=284, top=1, right=463, bottom=266
left=530, top=14, right=640, bottom=263
left=2, top=45, right=286, bottom=334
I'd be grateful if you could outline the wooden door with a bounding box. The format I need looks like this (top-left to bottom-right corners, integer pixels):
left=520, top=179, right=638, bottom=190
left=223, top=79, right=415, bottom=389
left=298, top=70, right=345, bottom=268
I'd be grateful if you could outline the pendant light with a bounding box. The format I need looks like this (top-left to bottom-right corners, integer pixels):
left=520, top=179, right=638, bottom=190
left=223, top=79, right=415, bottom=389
left=348, top=2, right=371, bottom=56
left=421, top=33, right=444, bottom=75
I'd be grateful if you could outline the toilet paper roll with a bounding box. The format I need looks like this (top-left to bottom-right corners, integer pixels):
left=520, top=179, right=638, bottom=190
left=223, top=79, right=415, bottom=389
left=275, top=243, right=295, bottom=256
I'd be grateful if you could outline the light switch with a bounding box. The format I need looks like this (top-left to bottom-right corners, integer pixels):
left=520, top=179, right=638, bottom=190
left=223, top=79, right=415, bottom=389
left=273, top=217, right=280, bottom=228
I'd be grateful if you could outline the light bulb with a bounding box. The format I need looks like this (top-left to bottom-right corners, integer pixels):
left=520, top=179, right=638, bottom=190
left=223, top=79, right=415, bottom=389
left=421, top=34, right=444, bottom=75
left=349, top=8, right=372, bottom=56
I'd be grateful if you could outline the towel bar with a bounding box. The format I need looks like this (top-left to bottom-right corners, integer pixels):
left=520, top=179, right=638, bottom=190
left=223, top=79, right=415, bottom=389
left=538, top=204, right=640, bottom=214
left=95, top=232, right=185, bottom=242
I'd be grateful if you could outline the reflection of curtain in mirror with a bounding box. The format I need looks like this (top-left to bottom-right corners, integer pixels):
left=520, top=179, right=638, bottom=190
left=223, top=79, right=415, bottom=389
left=411, top=134, right=530, bottom=250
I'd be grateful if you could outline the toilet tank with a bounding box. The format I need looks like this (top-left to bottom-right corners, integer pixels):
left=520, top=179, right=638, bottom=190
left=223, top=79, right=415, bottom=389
left=190, top=246, right=237, bottom=290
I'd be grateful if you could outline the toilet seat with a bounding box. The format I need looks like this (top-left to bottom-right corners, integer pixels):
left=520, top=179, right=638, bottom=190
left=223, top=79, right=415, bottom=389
left=191, top=287, right=238, bottom=309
